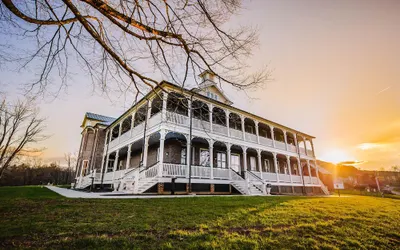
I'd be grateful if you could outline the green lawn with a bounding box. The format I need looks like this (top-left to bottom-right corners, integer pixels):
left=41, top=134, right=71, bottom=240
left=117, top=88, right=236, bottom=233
left=0, top=186, right=399, bottom=249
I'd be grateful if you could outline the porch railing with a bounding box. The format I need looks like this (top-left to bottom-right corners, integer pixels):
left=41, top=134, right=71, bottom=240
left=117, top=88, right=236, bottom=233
left=230, top=128, right=243, bottom=139
left=166, top=111, right=189, bottom=126
left=291, top=175, right=302, bottom=183
left=245, top=132, right=258, bottom=143
left=275, top=141, right=286, bottom=150
left=163, top=163, right=186, bottom=177
left=213, top=168, right=230, bottom=179
left=193, top=118, right=210, bottom=131
left=191, top=165, right=211, bottom=178
left=259, top=136, right=273, bottom=147
left=278, top=174, right=291, bottom=182
left=212, top=123, right=228, bottom=135
left=262, top=172, right=278, bottom=182
left=287, top=144, right=297, bottom=153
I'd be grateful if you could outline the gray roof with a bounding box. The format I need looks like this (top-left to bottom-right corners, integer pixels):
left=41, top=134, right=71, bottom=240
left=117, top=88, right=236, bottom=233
left=86, top=112, right=115, bottom=124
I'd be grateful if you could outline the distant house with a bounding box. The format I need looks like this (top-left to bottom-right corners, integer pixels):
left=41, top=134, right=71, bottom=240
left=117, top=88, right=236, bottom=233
left=74, top=71, right=330, bottom=195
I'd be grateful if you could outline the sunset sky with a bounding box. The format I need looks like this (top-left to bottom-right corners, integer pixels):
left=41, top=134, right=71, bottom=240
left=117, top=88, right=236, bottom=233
left=1, top=0, right=399, bottom=170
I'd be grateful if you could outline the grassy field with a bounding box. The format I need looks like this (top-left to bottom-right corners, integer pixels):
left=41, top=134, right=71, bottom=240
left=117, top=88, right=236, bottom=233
left=0, top=186, right=399, bottom=249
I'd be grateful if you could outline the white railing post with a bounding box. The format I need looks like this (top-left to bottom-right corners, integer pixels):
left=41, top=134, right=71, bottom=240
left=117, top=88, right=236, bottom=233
left=159, top=130, right=166, bottom=177
left=162, top=92, right=168, bottom=122
left=209, top=140, right=214, bottom=179
left=125, top=144, right=132, bottom=173
left=130, top=111, right=135, bottom=137
left=307, top=159, right=312, bottom=183
left=209, top=103, right=213, bottom=132
left=255, top=121, right=260, bottom=144
left=143, top=135, right=150, bottom=168
left=112, top=150, right=119, bottom=186
left=257, top=149, right=262, bottom=173
left=270, top=126, right=276, bottom=148
left=186, top=135, right=191, bottom=178
left=314, top=160, right=320, bottom=184
left=286, top=155, right=293, bottom=183
left=226, top=110, right=230, bottom=137
left=284, top=130, right=288, bottom=151
left=273, top=153, right=279, bottom=183
left=241, top=116, right=245, bottom=140
left=227, top=143, right=232, bottom=180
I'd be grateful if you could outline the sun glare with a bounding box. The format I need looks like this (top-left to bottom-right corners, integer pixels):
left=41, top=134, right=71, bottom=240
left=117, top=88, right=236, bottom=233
left=357, top=143, right=380, bottom=151
left=320, top=149, right=354, bottom=164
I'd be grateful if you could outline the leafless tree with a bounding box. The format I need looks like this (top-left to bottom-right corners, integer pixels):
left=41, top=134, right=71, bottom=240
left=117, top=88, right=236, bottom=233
left=0, top=0, right=269, bottom=100
left=0, top=97, right=47, bottom=179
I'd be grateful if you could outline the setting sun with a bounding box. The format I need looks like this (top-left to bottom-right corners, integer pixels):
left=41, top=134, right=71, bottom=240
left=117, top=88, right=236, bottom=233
left=319, top=149, right=355, bottom=164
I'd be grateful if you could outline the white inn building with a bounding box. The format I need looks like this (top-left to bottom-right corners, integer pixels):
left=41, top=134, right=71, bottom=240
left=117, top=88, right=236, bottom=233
left=74, top=72, right=329, bottom=195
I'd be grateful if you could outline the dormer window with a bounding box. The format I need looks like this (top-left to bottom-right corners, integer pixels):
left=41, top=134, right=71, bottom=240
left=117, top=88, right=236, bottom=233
left=207, top=91, right=218, bottom=101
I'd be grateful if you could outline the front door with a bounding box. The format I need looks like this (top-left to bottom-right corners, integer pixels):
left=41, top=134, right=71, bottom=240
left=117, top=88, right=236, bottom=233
left=231, top=154, right=240, bottom=173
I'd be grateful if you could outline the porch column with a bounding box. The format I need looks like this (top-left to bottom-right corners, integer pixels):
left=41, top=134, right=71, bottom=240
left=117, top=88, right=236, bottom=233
left=257, top=149, right=262, bottom=172
left=310, top=140, right=316, bottom=157
left=112, top=150, right=119, bottom=183
left=158, top=130, right=166, bottom=177
left=304, top=138, right=308, bottom=155
left=314, top=160, right=320, bottom=184
left=243, top=147, right=248, bottom=172
left=294, top=133, right=298, bottom=152
left=118, top=122, right=122, bottom=143
left=209, top=140, right=214, bottom=179
left=99, top=155, right=106, bottom=181
left=105, top=153, right=110, bottom=174
left=273, top=153, right=279, bottom=182
left=297, top=158, right=302, bottom=179
left=225, top=110, right=230, bottom=137
left=255, top=121, right=260, bottom=144
left=286, top=155, right=293, bottom=183
left=186, top=135, right=191, bottom=178
left=125, top=144, right=132, bottom=171
left=187, top=98, right=192, bottom=117
left=284, top=131, right=288, bottom=151
left=227, top=143, right=231, bottom=180
left=209, top=103, right=213, bottom=132
left=146, top=99, right=152, bottom=123
left=270, top=126, right=276, bottom=148
left=162, top=92, right=168, bottom=121
left=241, top=116, right=245, bottom=140
left=142, top=136, right=150, bottom=168
left=307, top=159, right=312, bottom=183
left=130, top=111, right=135, bottom=136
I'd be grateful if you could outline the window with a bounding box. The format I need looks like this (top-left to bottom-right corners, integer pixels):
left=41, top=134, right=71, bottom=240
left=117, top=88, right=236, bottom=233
left=107, top=160, right=114, bottom=172
left=217, top=152, right=226, bottom=168
left=264, top=159, right=271, bottom=172
left=231, top=154, right=240, bottom=173
left=200, top=148, right=210, bottom=167
left=250, top=156, right=257, bottom=171
left=180, top=148, right=187, bottom=164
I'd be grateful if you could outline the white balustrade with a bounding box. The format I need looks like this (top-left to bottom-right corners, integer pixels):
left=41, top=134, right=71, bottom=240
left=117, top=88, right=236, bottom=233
left=166, top=111, right=189, bottom=126
left=312, top=176, right=319, bottom=184
left=119, top=131, right=130, bottom=144
left=103, top=172, right=114, bottom=182
left=212, top=123, right=228, bottom=135
left=213, top=168, right=230, bottom=179
left=114, top=170, right=126, bottom=180
left=145, top=164, right=159, bottom=178
left=259, top=136, right=273, bottom=147
left=299, top=147, right=306, bottom=155
left=262, top=172, right=278, bottom=182
left=230, top=128, right=243, bottom=139
left=148, top=113, right=162, bottom=128
left=108, top=138, right=119, bottom=149
left=275, top=141, right=286, bottom=150
left=307, top=149, right=314, bottom=157
left=193, top=118, right=210, bottom=131
left=163, top=163, right=186, bottom=177
left=191, top=165, right=211, bottom=178
left=278, top=174, right=291, bottom=182
left=287, top=144, right=297, bottom=153
left=291, top=175, right=302, bottom=183
left=245, top=132, right=258, bottom=143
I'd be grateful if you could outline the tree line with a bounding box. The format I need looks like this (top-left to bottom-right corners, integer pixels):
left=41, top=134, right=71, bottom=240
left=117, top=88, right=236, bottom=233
left=0, top=163, right=75, bottom=186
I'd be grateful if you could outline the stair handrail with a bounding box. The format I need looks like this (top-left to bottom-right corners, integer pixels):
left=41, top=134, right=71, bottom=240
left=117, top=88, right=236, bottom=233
left=246, top=171, right=265, bottom=194
left=230, top=168, right=244, bottom=180
left=247, top=171, right=265, bottom=184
